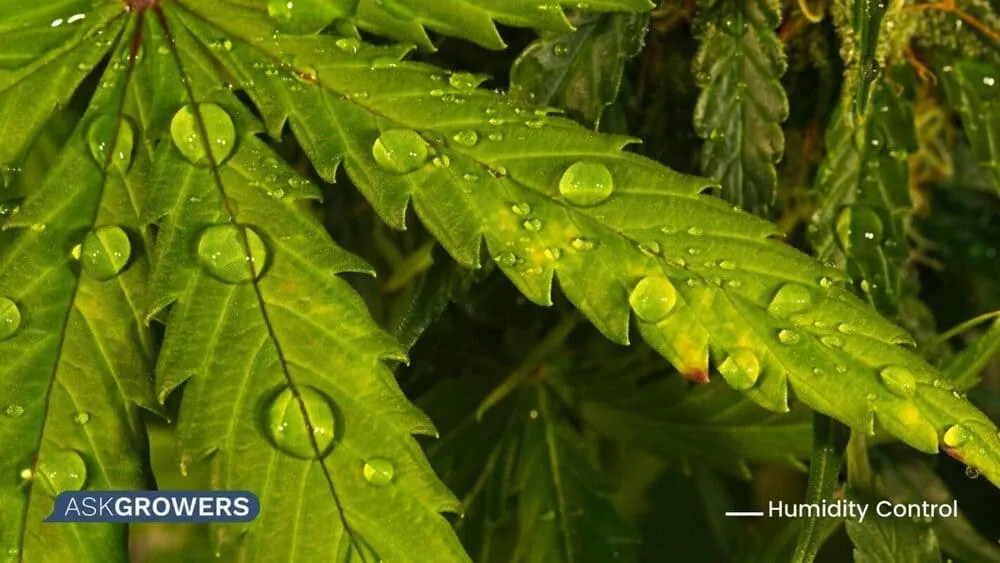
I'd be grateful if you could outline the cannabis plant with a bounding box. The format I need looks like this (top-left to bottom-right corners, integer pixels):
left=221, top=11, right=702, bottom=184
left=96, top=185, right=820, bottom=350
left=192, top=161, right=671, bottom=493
left=3, top=0, right=1000, bottom=561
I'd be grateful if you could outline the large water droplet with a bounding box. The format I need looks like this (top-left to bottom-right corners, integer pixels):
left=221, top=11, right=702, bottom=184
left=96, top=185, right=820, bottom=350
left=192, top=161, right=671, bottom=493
left=362, top=457, right=395, bottom=486
left=558, top=161, right=614, bottom=207
left=452, top=129, right=479, bottom=147
left=86, top=114, right=135, bottom=170
left=79, top=225, right=132, bottom=281
left=0, top=297, right=21, bottom=341
left=170, top=104, right=236, bottom=166
left=718, top=348, right=761, bottom=390
left=197, top=224, right=269, bottom=284
left=879, top=365, right=917, bottom=398
left=767, top=284, right=813, bottom=318
left=263, top=385, right=339, bottom=459
left=37, top=450, right=87, bottom=496
left=372, top=129, right=427, bottom=174
left=942, top=424, right=970, bottom=448
left=448, top=72, right=477, bottom=91
left=628, top=277, right=677, bottom=323
left=778, top=329, right=801, bottom=345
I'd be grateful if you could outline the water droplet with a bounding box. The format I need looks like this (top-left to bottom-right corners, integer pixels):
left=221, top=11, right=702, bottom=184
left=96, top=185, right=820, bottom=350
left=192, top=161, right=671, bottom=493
left=79, top=225, right=132, bottom=281
left=687, top=226, right=703, bottom=236
left=879, top=366, right=917, bottom=398
left=638, top=241, right=661, bottom=256
left=263, top=385, right=339, bottom=459
left=768, top=284, right=813, bottom=318
left=5, top=404, right=24, bottom=417
left=718, top=348, right=761, bottom=390
left=838, top=323, right=854, bottom=334
left=820, top=335, right=843, bottom=348
left=170, top=104, right=236, bottom=166
left=86, top=114, right=135, bottom=170
left=571, top=237, right=595, bottom=251
left=558, top=161, right=614, bottom=206
left=37, top=450, right=87, bottom=496
left=778, top=329, right=801, bottom=344
left=0, top=297, right=21, bottom=341
left=836, top=206, right=884, bottom=254
left=522, top=218, right=542, bottom=232
left=495, top=252, right=518, bottom=267
left=819, top=277, right=833, bottom=288
left=362, top=457, right=395, bottom=486
left=335, top=37, right=360, bottom=53
left=73, top=412, right=91, bottom=425
left=553, top=44, right=569, bottom=56
left=372, top=129, right=427, bottom=174
left=511, top=202, right=531, bottom=216
left=965, top=465, right=981, bottom=479
left=719, top=260, right=736, bottom=270
left=943, top=424, right=970, bottom=448
left=448, top=72, right=477, bottom=91
left=452, top=129, right=478, bottom=147
left=197, top=224, right=269, bottom=284
left=629, top=277, right=677, bottom=323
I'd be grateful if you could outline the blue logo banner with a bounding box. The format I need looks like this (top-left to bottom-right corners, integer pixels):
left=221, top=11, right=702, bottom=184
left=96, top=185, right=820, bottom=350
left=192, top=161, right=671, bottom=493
left=46, top=491, right=260, bottom=523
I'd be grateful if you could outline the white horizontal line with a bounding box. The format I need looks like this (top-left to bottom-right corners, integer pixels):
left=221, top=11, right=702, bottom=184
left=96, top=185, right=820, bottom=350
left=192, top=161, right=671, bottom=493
left=725, top=511, right=764, bottom=517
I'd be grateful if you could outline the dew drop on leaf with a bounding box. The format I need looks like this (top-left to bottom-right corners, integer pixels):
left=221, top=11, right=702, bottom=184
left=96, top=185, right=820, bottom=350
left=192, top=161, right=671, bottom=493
left=263, top=385, right=338, bottom=460
left=878, top=365, right=917, bottom=398
left=767, top=284, right=813, bottom=318
left=86, top=114, right=135, bottom=170
left=448, top=72, right=477, bottom=91
left=362, top=457, right=395, bottom=486
left=80, top=225, right=132, bottom=281
left=73, top=412, right=91, bottom=425
left=335, top=37, right=360, bottom=53
left=522, top=218, right=542, bottom=232
left=37, top=450, right=87, bottom=496
left=267, top=0, right=358, bottom=33
left=778, top=329, right=801, bottom=345
left=372, top=129, right=428, bottom=174
left=965, top=466, right=981, bottom=479
left=0, top=296, right=21, bottom=341
left=558, top=161, right=614, bottom=206
left=511, top=202, right=531, bottom=216
left=5, top=404, right=24, bottom=418
left=197, top=224, right=269, bottom=284
left=820, top=335, right=843, bottom=348
left=718, top=348, right=761, bottom=390
left=628, top=277, right=677, bottom=323
left=451, top=129, right=479, bottom=147
left=170, top=103, right=236, bottom=166
left=942, top=424, right=970, bottom=448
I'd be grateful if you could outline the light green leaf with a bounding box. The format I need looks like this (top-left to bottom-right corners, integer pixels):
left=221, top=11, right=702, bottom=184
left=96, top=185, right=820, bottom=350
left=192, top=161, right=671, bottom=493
left=581, top=377, right=812, bottom=477
left=173, top=0, right=1000, bottom=488
left=845, top=493, right=942, bottom=563
left=942, top=318, right=1000, bottom=390
left=0, top=18, right=156, bottom=561
left=350, top=0, right=654, bottom=51
left=510, top=11, right=649, bottom=128
left=693, top=0, right=788, bottom=215
left=940, top=60, right=1000, bottom=197
left=140, top=5, right=467, bottom=561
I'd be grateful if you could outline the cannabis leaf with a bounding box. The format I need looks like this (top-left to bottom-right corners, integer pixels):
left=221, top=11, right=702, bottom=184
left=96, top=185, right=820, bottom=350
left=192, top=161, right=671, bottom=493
left=137, top=5, right=465, bottom=561
left=940, top=59, right=1000, bottom=197
left=693, top=0, right=788, bottom=215
left=510, top=11, right=649, bottom=128
left=167, top=0, right=1000, bottom=487
left=349, top=0, right=654, bottom=51
left=0, top=12, right=155, bottom=561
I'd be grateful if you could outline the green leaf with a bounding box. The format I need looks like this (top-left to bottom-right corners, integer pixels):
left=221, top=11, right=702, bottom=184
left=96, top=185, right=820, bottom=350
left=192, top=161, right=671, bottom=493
left=173, top=0, right=1000, bottom=488
left=791, top=414, right=849, bottom=563
left=349, top=0, right=654, bottom=51
left=692, top=0, right=788, bottom=215
left=942, top=318, right=1000, bottom=390
left=580, top=377, right=812, bottom=477
left=510, top=11, right=649, bottom=128
left=0, top=17, right=156, bottom=561
left=940, top=60, right=1000, bottom=197
left=138, top=5, right=466, bottom=561
left=845, top=494, right=942, bottom=563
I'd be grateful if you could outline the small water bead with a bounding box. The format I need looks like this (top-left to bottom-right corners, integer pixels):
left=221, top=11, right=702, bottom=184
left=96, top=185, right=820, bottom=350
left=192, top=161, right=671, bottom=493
left=768, top=284, right=813, bottom=319
left=511, top=202, right=531, bottom=216
left=170, top=103, right=237, bottom=166
left=452, top=129, right=479, bottom=147
left=86, top=114, right=135, bottom=170
left=687, top=226, right=703, bottom=236
left=362, top=457, right=395, bottom=486
left=836, top=206, right=884, bottom=253
left=638, top=241, right=661, bottom=256
left=335, top=37, right=360, bottom=53
left=37, top=450, right=87, bottom=496
left=487, top=131, right=504, bottom=142
left=628, top=277, right=677, bottom=323
left=965, top=466, right=981, bottom=479
left=448, top=72, right=477, bottom=91
left=718, top=348, right=761, bottom=390
left=80, top=225, right=132, bottom=281
left=819, top=277, right=833, bottom=289
left=686, top=247, right=702, bottom=256
left=719, top=260, right=736, bottom=270
left=263, top=385, right=339, bottom=460
left=0, top=297, right=21, bottom=341
left=879, top=365, right=917, bottom=398
left=267, top=0, right=357, bottom=33
left=372, top=129, right=428, bottom=174
left=495, top=252, right=518, bottom=267
left=837, top=323, right=854, bottom=334
left=558, top=161, right=614, bottom=207
left=571, top=237, right=595, bottom=251
left=942, top=424, right=971, bottom=448
left=432, top=155, right=450, bottom=168
left=197, top=224, right=269, bottom=284
left=522, top=218, right=542, bottom=232
left=5, top=404, right=24, bottom=418
left=73, top=412, right=91, bottom=425
left=820, top=335, right=843, bottom=348
left=777, top=329, right=801, bottom=345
